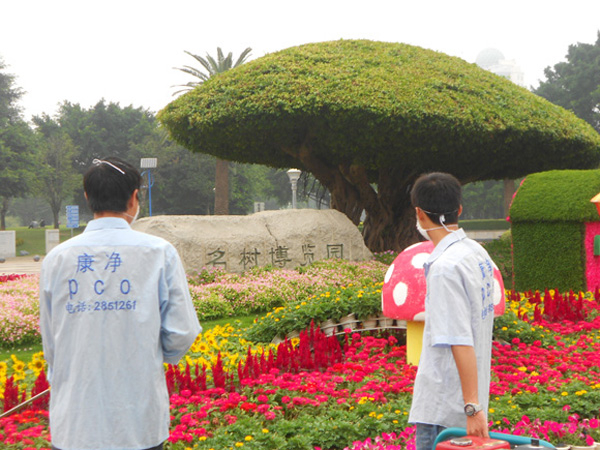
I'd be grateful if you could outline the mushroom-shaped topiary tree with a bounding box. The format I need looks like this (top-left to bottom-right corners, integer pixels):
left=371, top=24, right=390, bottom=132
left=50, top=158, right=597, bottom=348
left=159, top=40, right=600, bottom=252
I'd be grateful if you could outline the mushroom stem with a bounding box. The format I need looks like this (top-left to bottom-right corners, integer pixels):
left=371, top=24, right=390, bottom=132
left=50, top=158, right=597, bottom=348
left=406, top=321, right=425, bottom=365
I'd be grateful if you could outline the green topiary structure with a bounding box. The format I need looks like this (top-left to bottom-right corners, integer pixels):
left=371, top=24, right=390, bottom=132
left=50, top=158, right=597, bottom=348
left=509, top=169, right=600, bottom=292
left=159, top=39, right=600, bottom=252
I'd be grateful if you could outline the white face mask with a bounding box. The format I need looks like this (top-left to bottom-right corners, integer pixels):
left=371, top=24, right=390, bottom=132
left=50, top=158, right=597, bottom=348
left=124, top=204, right=140, bottom=225
left=415, top=216, right=445, bottom=241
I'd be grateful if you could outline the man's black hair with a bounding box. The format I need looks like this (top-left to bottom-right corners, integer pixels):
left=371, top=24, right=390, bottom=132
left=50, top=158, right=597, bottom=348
left=83, top=157, right=142, bottom=213
left=410, top=172, right=462, bottom=225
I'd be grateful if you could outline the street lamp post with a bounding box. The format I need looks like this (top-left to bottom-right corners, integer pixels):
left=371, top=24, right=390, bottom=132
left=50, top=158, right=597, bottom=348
left=140, top=158, right=158, bottom=216
left=286, top=169, right=301, bottom=209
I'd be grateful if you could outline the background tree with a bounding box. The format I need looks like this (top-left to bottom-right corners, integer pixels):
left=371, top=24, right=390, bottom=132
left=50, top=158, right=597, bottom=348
left=461, top=181, right=505, bottom=220
left=159, top=40, right=600, bottom=252
left=129, top=127, right=290, bottom=216
left=32, top=114, right=81, bottom=228
left=174, top=47, right=252, bottom=215
left=0, top=57, right=38, bottom=229
left=53, top=100, right=155, bottom=219
left=533, top=31, right=600, bottom=133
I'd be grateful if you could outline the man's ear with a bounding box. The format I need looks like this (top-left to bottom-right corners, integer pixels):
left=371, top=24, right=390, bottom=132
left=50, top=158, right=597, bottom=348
left=128, top=189, right=139, bottom=208
left=458, top=205, right=463, bottom=217
left=415, top=207, right=429, bottom=224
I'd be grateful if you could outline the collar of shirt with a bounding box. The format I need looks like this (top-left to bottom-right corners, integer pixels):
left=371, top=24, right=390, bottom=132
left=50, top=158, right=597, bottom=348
left=423, top=228, right=467, bottom=276
left=84, top=217, right=131, bottom=233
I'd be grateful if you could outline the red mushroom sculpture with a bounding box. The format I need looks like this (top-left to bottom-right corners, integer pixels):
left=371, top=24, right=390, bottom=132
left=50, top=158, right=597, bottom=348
left=382, top=241, right=505, bottom=365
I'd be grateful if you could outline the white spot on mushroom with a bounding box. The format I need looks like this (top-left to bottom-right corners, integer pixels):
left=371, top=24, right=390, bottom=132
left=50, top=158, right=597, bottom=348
left=384, top=264, right=395, bottom=284
left=393, top=282, right=409, bottom=306
left=413, top=311, right=426, bottom=321
left=493, top=278, right=502, bottom=305
left=411, top=253, right=430, bottom=269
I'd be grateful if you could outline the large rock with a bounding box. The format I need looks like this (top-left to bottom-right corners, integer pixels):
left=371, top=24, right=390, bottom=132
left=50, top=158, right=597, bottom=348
left=133, top=209, right=373, bottom=272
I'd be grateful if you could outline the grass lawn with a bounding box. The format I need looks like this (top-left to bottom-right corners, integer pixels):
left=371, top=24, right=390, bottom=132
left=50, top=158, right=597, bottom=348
left=1, top=314, right=260, bottom=371
left=14, top=226, right=84, bottom=255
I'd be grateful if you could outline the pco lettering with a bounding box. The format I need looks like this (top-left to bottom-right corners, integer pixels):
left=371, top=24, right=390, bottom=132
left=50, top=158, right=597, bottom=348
left=68, top=278, right=132, bottom=299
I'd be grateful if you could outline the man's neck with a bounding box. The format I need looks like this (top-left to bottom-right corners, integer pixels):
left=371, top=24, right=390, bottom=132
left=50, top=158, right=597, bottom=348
left=428, top=224, right=459, bottom=247
left=94, top=211, right=130, bottom=223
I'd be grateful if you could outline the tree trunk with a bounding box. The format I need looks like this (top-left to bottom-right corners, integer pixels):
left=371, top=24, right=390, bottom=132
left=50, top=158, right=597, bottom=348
left=52, top=207, right=60, bottom=229
left=282, top=136, right=421, bottom=253
left=214, top=158, right=229, bottom=215
left=0, top=197, right=9, bottom=231
left=503, top=179, right=515, bottom=218
left=361, top=170, right=421, bottom=253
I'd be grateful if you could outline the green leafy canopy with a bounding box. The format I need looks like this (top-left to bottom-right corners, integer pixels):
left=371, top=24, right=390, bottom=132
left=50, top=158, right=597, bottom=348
left=159, top=39, right=600, bottom=183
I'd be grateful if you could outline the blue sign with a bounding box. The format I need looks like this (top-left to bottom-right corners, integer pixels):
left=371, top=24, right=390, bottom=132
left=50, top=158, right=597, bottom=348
left=66, top=205, right=79, bottom=229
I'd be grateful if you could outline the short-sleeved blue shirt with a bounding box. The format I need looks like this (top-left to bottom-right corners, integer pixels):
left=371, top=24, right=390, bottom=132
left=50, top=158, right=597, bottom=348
left=39, top=218, right=202, bottom=450
left=408, top=229, right=495, bottom=428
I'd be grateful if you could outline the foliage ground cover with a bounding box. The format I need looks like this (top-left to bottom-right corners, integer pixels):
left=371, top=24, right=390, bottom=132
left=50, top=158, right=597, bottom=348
left=6, top=259, right=600, bottom=449
left=187, top=259, right=386, bottom=321
left=3, top=276, right=600, bottom=449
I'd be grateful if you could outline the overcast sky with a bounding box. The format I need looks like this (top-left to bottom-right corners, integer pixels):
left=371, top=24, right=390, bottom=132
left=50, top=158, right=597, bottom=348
left=2, top=0, right=599, bottom=121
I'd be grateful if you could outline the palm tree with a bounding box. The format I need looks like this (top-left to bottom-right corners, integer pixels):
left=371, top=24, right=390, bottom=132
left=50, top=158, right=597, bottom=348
left=174, top=47, right=252, bottom=216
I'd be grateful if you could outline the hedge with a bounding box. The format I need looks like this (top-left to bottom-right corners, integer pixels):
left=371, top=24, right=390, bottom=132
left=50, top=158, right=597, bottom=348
left=509, top=169, right=600, bottom=223
left=512, top=221, right=585, bottom=292
left=510, top=169, right=600, bottom=291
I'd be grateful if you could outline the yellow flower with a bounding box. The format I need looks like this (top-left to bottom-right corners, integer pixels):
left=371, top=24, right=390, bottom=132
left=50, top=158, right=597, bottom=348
left=245, top=436, right=253, bottom=441
left=235, top=443, right=244, bottom=447
left=28, top=358, right=45, bottom=375
left=199, top=436, right=207, bottom=441
left=262, top=429, right=269, bottom=434
left=12, top=360, right=25, bottom=373
left=561, top=392, right=568, bottom=396
left=489, top=408, right=495, bottom=413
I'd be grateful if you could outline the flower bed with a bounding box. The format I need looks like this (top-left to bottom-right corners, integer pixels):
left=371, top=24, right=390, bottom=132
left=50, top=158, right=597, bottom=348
left=4, top=263, right=600, bottom=449
left=0, top=260, right=388, bottom=348
left=0, top=275, right=41, bottom=347
left=188, top=260, right=387, bottom=320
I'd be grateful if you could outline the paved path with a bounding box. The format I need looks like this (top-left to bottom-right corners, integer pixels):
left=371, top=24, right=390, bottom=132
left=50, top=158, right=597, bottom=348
left=0, top=256, right=43, bottom=275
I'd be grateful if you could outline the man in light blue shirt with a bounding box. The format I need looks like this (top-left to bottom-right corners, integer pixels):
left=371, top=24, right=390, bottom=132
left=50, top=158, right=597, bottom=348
left=40, top=157, right=202, bottom=450
left=408, top=172, right=495, bottom=450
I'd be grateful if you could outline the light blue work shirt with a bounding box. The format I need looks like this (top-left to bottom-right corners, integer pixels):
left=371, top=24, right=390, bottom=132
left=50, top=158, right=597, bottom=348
left=408, top=229, right=495, bottom=428
left=39, top=217, right=202, bottom=450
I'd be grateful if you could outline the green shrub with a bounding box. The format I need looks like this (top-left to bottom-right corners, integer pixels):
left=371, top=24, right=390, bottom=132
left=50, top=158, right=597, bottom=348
left=193, top=292, right=235, bottom=321
left=460, top=219, right=511, bottom=231
left=509, top=169, right=600, bottom=291
left=512, top=222, right=584, bottom=291
left=244, top=282, right=383, bottom=342
left=483, top=230, right=513, bottom=288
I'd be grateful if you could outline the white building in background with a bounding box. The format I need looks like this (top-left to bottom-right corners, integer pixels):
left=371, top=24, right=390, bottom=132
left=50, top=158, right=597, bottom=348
left=475, top=48, right=525, bottom=87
